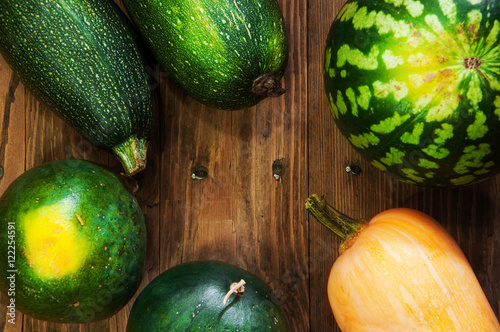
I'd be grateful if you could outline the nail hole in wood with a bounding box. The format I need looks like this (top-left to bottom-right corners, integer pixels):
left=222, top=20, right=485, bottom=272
left=191, top=167, right=208, bottom=180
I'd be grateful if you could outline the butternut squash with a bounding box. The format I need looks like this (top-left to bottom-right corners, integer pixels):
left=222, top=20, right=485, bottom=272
left=305, top=195, right=500, bottom=331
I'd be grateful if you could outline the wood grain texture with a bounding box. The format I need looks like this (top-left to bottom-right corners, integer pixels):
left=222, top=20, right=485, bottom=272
left=0, top=0, right=499, bottom=331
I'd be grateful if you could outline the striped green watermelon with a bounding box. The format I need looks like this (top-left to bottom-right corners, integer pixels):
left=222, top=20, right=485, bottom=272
left=323, top=0, right=500, bottom=187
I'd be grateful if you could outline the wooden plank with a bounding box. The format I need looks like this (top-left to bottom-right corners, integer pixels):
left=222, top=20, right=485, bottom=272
left=143, top=0, right=309, bottom=329
left=0, top=57, right=25, bottom=195
left=306, top=0, right=341, bottom=330
left=149, top=1, right=309, bottom=330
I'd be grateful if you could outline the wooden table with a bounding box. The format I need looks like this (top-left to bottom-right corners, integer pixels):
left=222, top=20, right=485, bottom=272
left=0, top=0, right=499, bottom=331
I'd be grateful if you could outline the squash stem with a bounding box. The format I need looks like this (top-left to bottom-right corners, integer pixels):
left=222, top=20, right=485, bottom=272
left=305, top=194, right=366, bottom=241
left=113, top=136, right=148, bottom=176
left=223, top=279, right=246, bottom=305
left=252, top=73, right=286, bottom=97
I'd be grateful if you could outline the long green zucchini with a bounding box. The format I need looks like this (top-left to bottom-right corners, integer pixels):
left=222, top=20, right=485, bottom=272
left=122, top=0, right=289, bottom=110
left=0, top=0, right=154, bottom=175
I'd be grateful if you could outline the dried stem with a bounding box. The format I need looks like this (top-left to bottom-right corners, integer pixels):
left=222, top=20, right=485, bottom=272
left=223, top=279, right=246, bottom=305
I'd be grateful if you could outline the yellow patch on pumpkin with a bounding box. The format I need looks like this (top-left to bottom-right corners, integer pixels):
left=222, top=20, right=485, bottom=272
left=21, top=200, right=90, bottom=278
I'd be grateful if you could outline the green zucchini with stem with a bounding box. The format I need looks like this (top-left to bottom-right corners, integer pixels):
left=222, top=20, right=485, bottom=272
left=122, top=0, right=289, bottom=110
left=0, top=0, right=154, bottom=175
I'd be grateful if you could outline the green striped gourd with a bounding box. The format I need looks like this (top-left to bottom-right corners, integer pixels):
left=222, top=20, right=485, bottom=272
left=323, top=0, right=500, bottom=187
left=0, top=0, right=154, bottom=175
left=122, top=0, right=288, bottom=110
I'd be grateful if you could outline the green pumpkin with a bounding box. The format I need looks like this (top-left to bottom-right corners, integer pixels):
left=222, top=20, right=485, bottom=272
left=323, top=0, right=500, bottom=187
left=0, top=160, right=146, bottom=323
left=126, top=261, right=289, bottom=331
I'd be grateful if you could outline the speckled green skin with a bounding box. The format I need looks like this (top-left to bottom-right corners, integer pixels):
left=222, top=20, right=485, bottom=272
left=122, top=0, right=288, bottom=110
left=324, top=0, right=500, bottom=187
left=0, top=160, right=146, bottom=323
left=0, top=0, right=153, bottom=157
left=126, top=261, right=289, bottom=331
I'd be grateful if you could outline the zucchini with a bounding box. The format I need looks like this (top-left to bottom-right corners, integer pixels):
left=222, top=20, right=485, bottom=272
left=0, top=0, right=154, bottom=175
left=122, top=0, right=289, bottom=110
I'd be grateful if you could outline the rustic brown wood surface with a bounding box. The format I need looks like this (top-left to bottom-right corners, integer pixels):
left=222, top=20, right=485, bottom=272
left=0, top=0, right=499, bottom=331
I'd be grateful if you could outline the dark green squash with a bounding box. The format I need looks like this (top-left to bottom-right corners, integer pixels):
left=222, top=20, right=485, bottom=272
left=0, top=159, right=146, bottom=323
left=0, top=0, right=154, bottom=175
left=126, top=260, right=289, bottom=331
left=122, top=0, right=288, bottom=110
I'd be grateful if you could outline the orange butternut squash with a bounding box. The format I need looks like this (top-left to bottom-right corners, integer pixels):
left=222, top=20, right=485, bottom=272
left=305, top=195, right=500, bottom=331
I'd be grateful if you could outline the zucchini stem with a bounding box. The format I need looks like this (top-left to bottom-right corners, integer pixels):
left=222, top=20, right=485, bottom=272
left=305, top=195, right=367, bottom=251
left=113, top=136, right=148, bottom=176
left=252, top=73, right=285, bottom=97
